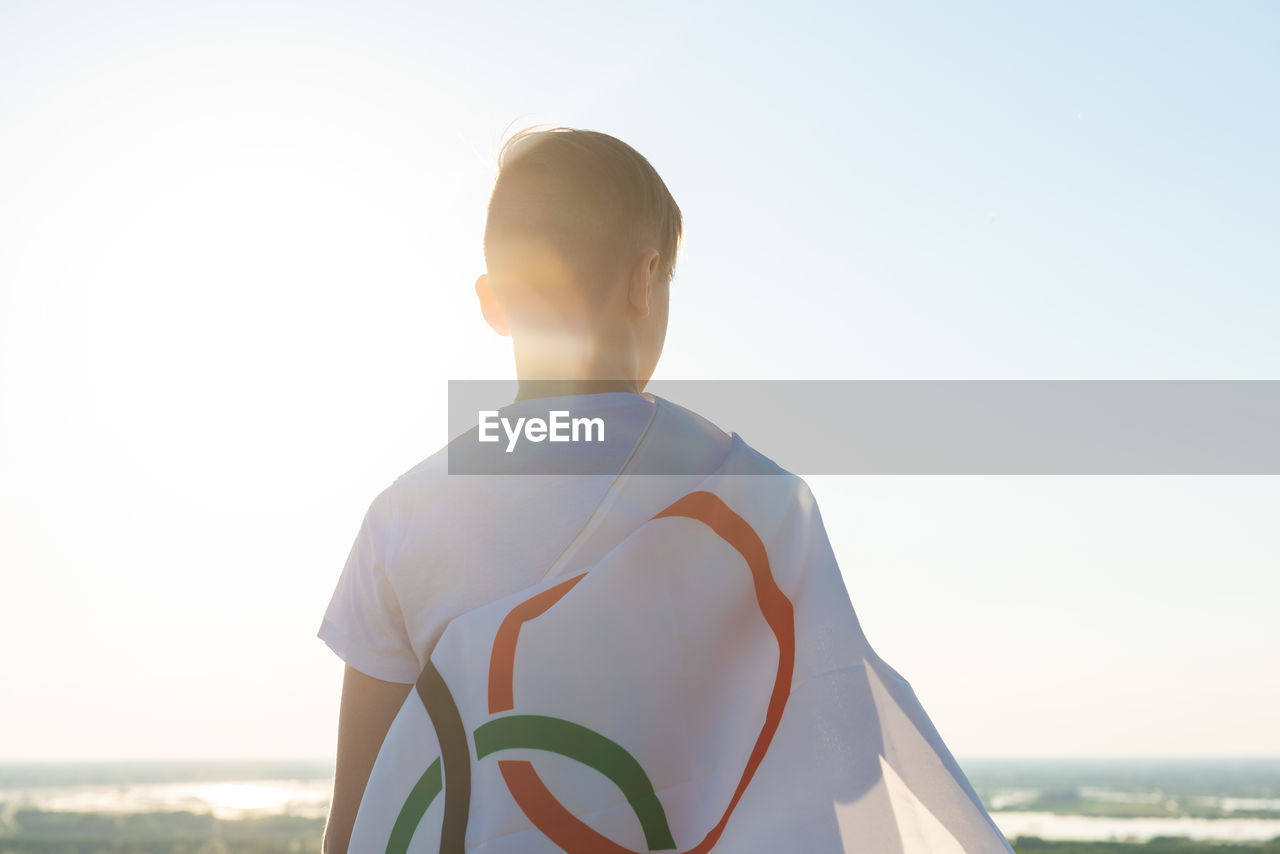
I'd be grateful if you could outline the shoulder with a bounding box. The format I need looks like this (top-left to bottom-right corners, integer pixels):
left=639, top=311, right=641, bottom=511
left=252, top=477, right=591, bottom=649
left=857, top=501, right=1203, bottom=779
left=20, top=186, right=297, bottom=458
left=386, top=448, right=448, bottom=500
left=352, top=437, right=458, bottom=556
left=650, top=395, right=794, bottom=478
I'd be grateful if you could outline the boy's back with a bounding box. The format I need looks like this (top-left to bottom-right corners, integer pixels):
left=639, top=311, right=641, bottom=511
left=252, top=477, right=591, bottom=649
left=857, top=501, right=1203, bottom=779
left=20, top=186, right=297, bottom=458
left=317, top=127, right=1012, bottom=853
left=319, top=392, right=730, bottom=684
left=331, top=394, right=1011, bottom=853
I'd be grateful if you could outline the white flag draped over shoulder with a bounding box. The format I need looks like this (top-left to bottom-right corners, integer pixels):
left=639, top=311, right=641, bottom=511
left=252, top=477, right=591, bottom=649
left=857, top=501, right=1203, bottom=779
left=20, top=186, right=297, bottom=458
left=349, top=430, right=1013, bottom=854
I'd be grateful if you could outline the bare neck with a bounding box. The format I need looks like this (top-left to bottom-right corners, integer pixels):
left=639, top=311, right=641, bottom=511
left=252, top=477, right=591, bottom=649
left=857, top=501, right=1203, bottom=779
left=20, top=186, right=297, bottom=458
left=511, top=326, right=642, bottom=402
left=514, top=378, right=639, bottom=402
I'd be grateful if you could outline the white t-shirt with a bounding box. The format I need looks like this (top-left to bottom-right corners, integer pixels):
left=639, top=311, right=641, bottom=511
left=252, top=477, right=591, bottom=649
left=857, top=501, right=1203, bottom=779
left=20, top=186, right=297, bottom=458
left=318, top=392, right=731, bottom=683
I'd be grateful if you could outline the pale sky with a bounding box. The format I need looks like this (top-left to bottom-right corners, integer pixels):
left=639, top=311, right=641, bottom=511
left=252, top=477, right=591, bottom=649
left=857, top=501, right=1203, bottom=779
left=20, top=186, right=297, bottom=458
left=1, top=1, right=1277, bottom=761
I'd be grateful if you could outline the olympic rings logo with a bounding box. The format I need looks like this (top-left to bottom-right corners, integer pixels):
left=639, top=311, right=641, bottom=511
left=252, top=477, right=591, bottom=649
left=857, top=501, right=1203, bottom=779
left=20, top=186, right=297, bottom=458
left=386, top=491, right=795, bottom=854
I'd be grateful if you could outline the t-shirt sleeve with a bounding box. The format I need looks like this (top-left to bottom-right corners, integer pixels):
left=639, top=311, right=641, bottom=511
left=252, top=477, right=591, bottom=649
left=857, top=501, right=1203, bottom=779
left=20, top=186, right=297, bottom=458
left=317, top=490, right=421, bottom=684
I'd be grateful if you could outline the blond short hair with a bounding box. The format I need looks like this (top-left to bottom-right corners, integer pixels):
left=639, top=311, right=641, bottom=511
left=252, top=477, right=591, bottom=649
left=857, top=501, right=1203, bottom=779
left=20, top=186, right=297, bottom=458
left=484, top=128, right=683, bottom=296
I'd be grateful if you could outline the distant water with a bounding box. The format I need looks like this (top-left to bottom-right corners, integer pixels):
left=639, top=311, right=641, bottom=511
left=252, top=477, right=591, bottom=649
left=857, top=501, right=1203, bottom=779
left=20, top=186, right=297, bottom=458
left=971, top=758, right=1280, bottom=842
left=0, top=761, right=334, bottom=821
left=0, top=779, right=332, bottom=820
left=4, top=759, right=1280, bottom=842
left=993, top=812, right=1280, bottom=843
left=962, top=757, right=1280, bottom=801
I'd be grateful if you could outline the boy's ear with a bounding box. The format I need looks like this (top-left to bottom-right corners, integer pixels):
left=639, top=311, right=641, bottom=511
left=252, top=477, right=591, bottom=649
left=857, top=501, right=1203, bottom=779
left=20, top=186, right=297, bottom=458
left=627, top=249, right=662, bottom=319
left=475, top=274, right=511, bottom=336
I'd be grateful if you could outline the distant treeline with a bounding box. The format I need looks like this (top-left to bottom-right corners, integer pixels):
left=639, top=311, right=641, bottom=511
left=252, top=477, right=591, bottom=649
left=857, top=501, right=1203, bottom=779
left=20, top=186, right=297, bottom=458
left=2, top=811, right=1280, bottom=854
left=0, top=810, right=324, bottom=854
left=1012, top=838, right=1280, bottom=854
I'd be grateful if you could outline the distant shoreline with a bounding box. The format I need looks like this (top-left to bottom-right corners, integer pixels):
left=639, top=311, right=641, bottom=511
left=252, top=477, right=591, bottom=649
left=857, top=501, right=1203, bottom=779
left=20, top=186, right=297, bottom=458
left=4, top=758, right=1280, bottom=846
